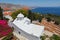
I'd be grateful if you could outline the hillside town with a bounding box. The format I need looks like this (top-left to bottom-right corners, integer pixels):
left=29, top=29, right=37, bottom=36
left=0, top=5, right=60, bottom=40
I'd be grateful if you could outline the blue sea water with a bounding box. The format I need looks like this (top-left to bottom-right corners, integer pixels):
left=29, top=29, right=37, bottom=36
left=31, top=7, right=60, bottom=16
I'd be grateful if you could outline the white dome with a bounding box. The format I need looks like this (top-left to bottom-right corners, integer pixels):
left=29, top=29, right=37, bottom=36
left=17, top=13, right=24, bottom=17
left=24, top=17, right=31, bottom=24
left=24, top=17, right=31, bottom=22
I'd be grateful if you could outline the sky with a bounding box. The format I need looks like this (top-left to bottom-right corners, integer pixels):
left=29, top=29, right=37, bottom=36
left=0, top=0, right=60, bottom=7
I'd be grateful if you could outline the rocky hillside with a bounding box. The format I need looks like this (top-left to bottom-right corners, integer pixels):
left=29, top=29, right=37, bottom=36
left=0, top=3, right=26, bottom=9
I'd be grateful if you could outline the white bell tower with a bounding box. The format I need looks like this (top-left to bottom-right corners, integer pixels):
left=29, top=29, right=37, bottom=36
left=17, top=13, right=24, bottom=20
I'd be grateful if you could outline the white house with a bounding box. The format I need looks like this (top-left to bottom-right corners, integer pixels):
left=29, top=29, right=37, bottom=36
left=9, top=13, right=44, bottom=40
left=4, top=15, right=13, bottom=22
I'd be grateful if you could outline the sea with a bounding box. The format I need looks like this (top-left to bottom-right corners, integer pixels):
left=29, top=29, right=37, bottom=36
left=31, top=7, right=60, bottom=16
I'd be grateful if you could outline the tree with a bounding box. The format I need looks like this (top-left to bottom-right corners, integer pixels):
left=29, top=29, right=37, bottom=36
left=0, top=7, right=3, bottom=20
left=54, top=21, right=59, bottom=25
left=11, top=9, right=28, bottom=19
left=28, top=10, right=33, bottom=22
left=39, top=16, right=43, bottom=22
left=46, top=17, right=51, bottom=22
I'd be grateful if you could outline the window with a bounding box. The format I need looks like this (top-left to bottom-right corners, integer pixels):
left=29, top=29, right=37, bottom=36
left=18, top=32, right=21, bottom=34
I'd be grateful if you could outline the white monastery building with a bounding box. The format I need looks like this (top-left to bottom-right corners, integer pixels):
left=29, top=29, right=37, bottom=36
left=10, top=13, right=44, bottom=40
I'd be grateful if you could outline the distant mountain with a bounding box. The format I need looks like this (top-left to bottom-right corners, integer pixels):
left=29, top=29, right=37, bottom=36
left=0, top=3, right=29, bottom=10
left=31, top=7, right=60, bottom=15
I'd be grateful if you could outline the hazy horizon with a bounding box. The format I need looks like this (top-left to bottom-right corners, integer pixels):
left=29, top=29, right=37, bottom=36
left=0, top=0, right=60, bottom=7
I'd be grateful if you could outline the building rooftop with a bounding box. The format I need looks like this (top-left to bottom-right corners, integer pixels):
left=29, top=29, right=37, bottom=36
left=3, top=11, right=12, bottom=16
left=13, top=13, right=44, bottom=37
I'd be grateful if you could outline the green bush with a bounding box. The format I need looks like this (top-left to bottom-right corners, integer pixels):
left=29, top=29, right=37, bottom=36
left=2, top=33, right=13, bottom=40
left=40, top=36, right=46, bottom=40
left=50, top=34, right=60, bottom=40
left=11, top=9, right=28, bottom=19
left=2, top=27, right=14, bottom=40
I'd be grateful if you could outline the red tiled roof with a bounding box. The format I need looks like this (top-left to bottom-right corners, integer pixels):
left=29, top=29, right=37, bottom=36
left=22, top=6, right=29, bottom=10
left=0, top=20, right=12, bottom=38
left=3, top=8, right=11, bottom=11
left=3, top=11, right=12, bottom=16
left=41, top=18, right=60, bottom=35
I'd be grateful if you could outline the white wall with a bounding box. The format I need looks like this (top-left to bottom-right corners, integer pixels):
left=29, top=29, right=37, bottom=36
left=11, top=23, right=41, bottom=40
